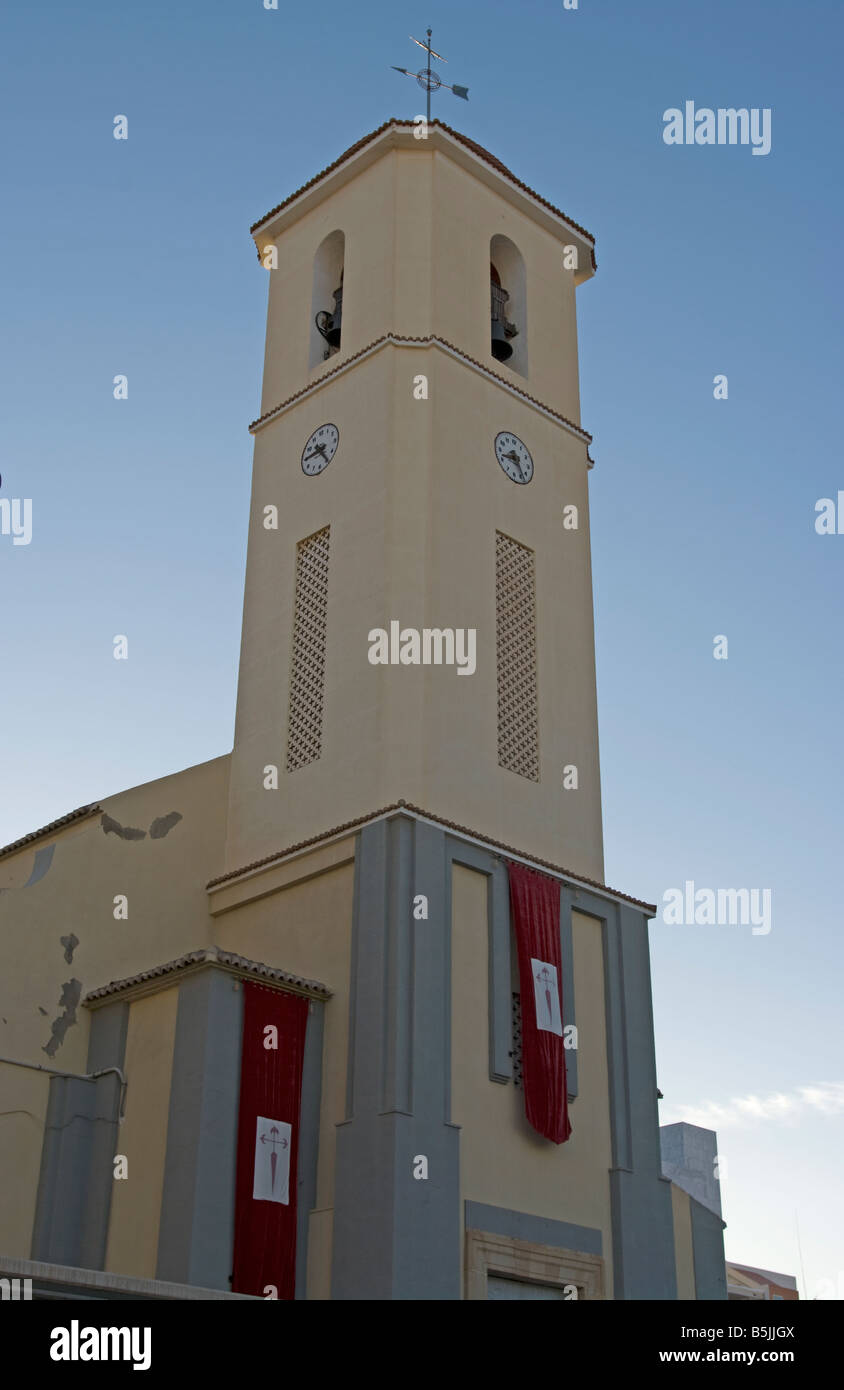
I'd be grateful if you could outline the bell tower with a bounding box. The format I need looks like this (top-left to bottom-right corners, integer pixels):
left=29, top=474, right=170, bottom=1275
left=225, top=120, right=604, bottom=883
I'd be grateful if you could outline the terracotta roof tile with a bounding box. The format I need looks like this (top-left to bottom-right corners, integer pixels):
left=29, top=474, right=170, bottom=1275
left=250, top=119, right=596, bottom=270
left=83, top=945, right=332, bottom=1005
left=249, top=333, right=592, bottom=443
left=206, top=800, right=655, bottom=914
left=0, top=805, right=101, bottom=862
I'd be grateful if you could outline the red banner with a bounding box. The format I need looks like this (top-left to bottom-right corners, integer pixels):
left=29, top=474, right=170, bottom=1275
left=231, top=982, right=309, bottom=1298
left=507, top=861, right=571, bottom=1145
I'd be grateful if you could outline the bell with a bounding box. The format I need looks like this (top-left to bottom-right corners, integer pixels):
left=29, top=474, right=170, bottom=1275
left=315, top=283, right=344, bottom=350
left=490, top=278, right=516, bottom=362
left=491, top=318, right=513, bottom=362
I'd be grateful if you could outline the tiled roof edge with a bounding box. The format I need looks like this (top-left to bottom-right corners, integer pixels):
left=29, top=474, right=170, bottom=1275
left=248, top=334, right=592, bottom=442
left=249, top=118, right=596, bottom=269
left=0, top=805, right=102, bottom=862
left=207, top=800, right=656, bottom=914
left=83, top=945, right=332, bottom=1005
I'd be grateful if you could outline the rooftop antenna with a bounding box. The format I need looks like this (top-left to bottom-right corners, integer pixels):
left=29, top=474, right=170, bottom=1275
left=392, top=28, right=469, bottom=124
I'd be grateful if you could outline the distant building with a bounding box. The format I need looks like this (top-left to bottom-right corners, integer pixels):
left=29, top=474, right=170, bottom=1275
left=727, top=1264, right=799, bottom=1301
left=660, top=1121, right=727, bottom=1299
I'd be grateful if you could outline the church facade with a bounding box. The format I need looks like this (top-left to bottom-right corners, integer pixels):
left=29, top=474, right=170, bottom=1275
left=0, top=121, right=725, bottom=1300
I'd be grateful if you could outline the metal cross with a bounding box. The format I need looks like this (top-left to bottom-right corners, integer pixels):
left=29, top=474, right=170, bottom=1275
left=391, top=28, right=469, bottom=124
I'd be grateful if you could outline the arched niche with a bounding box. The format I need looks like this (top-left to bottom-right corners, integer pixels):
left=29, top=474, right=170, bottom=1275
left=309, top=230, right=345, bottom=368
left=490, top=235, right=527, bottom=378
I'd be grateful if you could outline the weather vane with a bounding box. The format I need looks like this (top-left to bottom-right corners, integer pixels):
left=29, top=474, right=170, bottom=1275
left=392, top=29, right=469, bottom=124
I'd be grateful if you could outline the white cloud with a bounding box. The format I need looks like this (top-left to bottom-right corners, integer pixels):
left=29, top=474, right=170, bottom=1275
left=662, top=1082, right=844, bottom=1130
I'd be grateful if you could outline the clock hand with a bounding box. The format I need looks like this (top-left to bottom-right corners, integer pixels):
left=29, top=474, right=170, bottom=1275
left=503, top=448, right=525, bottom=479
left=304, top=444, right=328, bottom=461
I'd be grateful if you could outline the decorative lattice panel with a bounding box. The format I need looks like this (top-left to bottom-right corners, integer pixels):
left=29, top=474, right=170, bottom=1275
left=495, top=531, right=539, bottom=780
left=286, top=526, right=330, bottom=771
left=511, top=992, right=523, bottom=1088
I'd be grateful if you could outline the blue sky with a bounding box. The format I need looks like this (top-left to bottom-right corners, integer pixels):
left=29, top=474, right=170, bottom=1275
left=1, top=0, right=841, bottom=1296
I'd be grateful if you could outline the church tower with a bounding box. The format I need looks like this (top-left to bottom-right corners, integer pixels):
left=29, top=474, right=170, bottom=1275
left=210, top=121, right=682, bottom=1301
left=225, top=120, right=604, bottom=882
left=1, top=119, right=725, bottom=1306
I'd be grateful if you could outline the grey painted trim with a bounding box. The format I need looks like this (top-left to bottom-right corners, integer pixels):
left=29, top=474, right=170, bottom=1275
left=30, top=1001, right=127, bottom=1270
left=86, top=999, right=128, bottom=1075
left=690, top=1196, right=728, bottom=1300
left=568, top=890, right=677, bottom=1297
left=603, top=899, right=677, bottom=1298
left=209, top=802, right=654, bottom=916
left=487, top=862, right=512, bottom=1083
left=465, top=1201, right=602, bottom=1256
left=332, top=816, right=461, bottom=1299
left=602, top=904, right=633, bottom=1171
left=559, top=888, right=578, bottom=1099
left=569, top=888, right=614, bottom=922
left=383, top=816, right=414, bottom=1116
left=447, top=837, right=511, bottom=1085
left=156, top=970, right=243, bottom=1290
left=447, top=841, right=578, bottom=1097
left=31, top=1078, right=96, bottom=1266
left=295, top=1000, right=324, bottom=1300
left=80, top=1004, right=129, bottom=1271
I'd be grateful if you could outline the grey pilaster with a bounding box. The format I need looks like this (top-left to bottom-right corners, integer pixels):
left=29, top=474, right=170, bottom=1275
left=690, top=1197, right=728, bottom=1300
left=295, top=999, right=324, bottom=1300
left=573, top=890, right=676, bottom=1299
left=30, top=1001, right=127, bottom=1269
left=559, top=887, right=578, bottom=1099
left=156, top=970, right=243, bottom=1290
left=332, top=815, right=461, bottom=1300
left=447, top=838, right=511, bottom=1084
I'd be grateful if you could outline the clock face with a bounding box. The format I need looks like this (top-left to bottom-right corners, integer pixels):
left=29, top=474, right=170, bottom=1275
left=494, top=431, right=533, bottom=485
left=301, top=423, right=339, bottom=476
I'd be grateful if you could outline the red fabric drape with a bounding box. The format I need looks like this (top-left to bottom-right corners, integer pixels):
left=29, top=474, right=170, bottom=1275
left=231, top=982, right=309, bottom=1298
left=507, top=861, right=571, bottom=1145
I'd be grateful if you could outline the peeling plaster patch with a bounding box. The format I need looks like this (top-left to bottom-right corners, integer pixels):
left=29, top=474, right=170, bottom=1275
left=24, top=843, right=55, bottom=887
left=43, top=979, right=82, bottom=1057
left=149, top=811, right=182, bottom=840
left=60, top=933, right=79, bottom=964
left=101, top=813, right=146, bottom=841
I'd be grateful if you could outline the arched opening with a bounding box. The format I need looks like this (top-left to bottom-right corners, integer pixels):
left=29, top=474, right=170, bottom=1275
left=310, top=231, right=345, bottom=368
left=490, top=236, right=527, bottom=378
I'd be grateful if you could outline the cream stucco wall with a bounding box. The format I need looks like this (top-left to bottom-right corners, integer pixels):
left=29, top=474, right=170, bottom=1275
left=227, top=125, right=602, bottom=880
left=209, top=839, right=355, bottom=1299
left=227, top=344, right=602, bottom=879
left=105, top=988, right=179, bottom=1280
left=256, top=132, right=588, bottom=424
left=672, top=1182, right=697, bottom=1300
left=0, top=1060, right=50, bottom=1258
left=451, top=876, right=614, bottom=1297
left=0, top=754, right=229, bottom=1256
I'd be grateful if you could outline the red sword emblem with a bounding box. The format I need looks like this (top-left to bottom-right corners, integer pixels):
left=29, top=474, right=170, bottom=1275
left=259, top=1124, right=289, bottom=1192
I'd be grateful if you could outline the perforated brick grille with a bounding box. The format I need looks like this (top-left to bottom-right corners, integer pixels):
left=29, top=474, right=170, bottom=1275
left=286, top=525, right=330, bottom=771
left=495, top=531, right=539, bottom=780
left=511, top=992, right=523, bottom=1088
